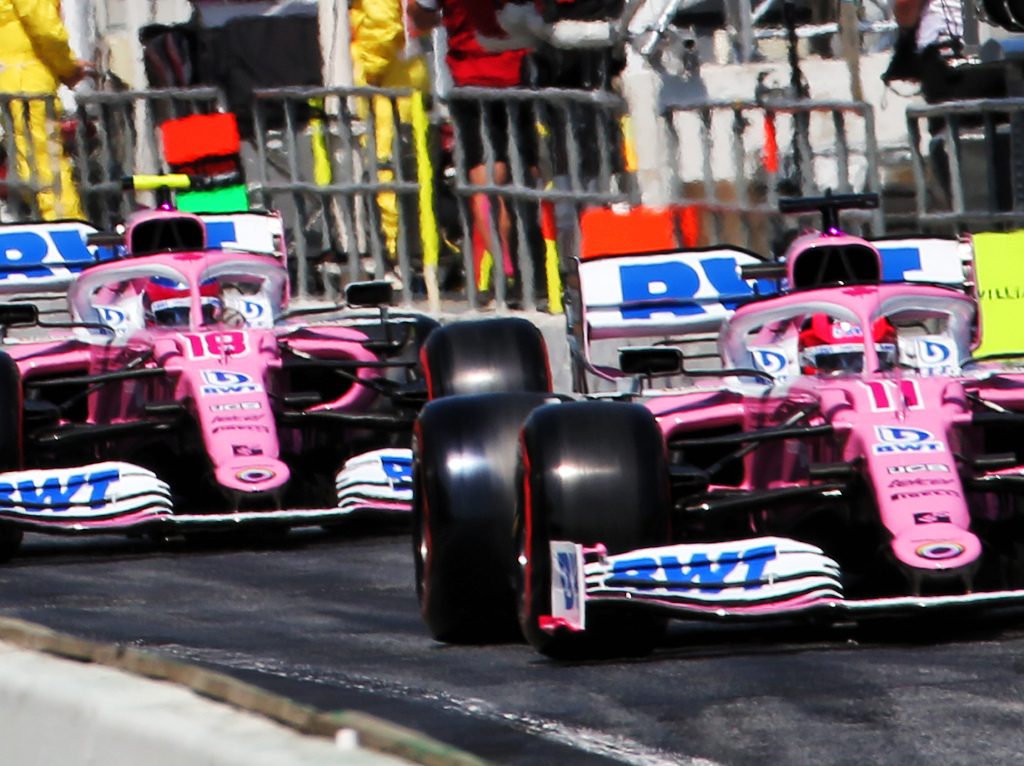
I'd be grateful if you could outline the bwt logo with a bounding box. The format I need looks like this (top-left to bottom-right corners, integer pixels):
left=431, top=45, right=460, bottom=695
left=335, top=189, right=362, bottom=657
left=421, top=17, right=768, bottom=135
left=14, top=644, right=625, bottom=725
left=381, top=455, right=413, bottom=491
left=94, top=305, right=128, bottom=326
left=617, top=258, right=774, bottom=319
left=201, top=370, right=253, bottom=386
left=750, top=347, right=788, bottom=374
left=608, top=544, right=777, bottom=591
left=0, top=469, right=119, bottom=511
left=240, top=300, right=265, bottom=318
left=872, top=425, right=945, bottom=455
left=555, top=551, right=580, bottom=610
left=917, top=338, right=952, bottom=365
left=200, top=369, right=262, bottom=396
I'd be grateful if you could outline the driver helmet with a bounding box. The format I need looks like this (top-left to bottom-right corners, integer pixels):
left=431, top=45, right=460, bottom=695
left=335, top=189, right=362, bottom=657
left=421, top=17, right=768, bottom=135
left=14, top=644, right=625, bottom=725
left=799, top=314, right=896, bottom=374
left=143, top=276, right=222, bottom=327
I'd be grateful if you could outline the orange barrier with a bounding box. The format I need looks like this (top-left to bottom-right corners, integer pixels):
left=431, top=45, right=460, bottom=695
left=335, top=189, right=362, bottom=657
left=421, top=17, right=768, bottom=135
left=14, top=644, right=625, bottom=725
left=578, top=204, right=703, bottom=260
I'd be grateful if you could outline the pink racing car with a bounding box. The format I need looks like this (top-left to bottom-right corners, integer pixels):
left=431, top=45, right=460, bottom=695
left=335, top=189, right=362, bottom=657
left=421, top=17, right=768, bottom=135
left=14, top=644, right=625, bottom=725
left=0, top=201, right=435, bottom=560
left=414, top=193, right=1024, bottom=657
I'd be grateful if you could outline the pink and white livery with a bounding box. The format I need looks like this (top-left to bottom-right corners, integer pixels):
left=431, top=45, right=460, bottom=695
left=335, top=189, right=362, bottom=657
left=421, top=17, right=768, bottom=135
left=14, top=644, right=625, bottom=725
left=413, top=192, right=1024, bottom=658
left=0, top=202, right=430, bottom=561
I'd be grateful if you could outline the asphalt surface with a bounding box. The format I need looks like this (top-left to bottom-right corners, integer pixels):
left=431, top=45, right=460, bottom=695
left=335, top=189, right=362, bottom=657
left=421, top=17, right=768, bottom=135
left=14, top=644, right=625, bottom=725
left=3, top=522, right=1024, bottom=766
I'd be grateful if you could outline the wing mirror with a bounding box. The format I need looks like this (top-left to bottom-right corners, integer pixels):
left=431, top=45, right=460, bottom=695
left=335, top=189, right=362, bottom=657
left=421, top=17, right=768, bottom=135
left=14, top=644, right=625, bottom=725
left=345, top=280, right=393, bottom=308
left=0, top=303, right=39, bottom=328
left=619, top=346, right=684, bottom=376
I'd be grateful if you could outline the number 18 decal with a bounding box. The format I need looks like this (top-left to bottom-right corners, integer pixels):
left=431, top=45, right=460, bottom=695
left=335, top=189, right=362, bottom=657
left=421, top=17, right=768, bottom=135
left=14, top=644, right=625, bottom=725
left=860, top=380, right=923, bottom=412
left=182, top=331, right=249, bottom=359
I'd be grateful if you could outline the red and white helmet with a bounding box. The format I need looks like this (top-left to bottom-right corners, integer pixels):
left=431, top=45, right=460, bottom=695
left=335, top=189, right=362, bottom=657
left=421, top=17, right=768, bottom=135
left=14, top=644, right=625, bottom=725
left=799, top=314, right=896, bottom=374
left=143, top=276, right=222, bottom=328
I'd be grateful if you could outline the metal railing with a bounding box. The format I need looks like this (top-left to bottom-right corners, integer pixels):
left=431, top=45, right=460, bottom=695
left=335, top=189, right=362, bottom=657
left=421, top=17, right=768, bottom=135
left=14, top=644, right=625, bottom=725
left=71, top=87, right=225, bottom=227
left=0, top=92, right=72, bottom=221
left=907, top=98, right=1024, bottom=233
left=663, top=98, right=884, bottom=252
left=248, top=85, right=425, bottom=304
left=445, top=86, right=633, bottom=312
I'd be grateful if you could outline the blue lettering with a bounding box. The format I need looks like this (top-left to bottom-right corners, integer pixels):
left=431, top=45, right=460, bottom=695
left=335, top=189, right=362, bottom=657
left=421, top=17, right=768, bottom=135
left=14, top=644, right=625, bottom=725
left=0, top=470, right=118, bottom=511
left=49, top=230, right=95, bottom=267
left=701, top=257, right=756, bottom=310
left=880, top=247, right=922, bottom=282
left=83, top=469, right=118, bottom=505
left=667, top=551, right=741, bottom=586
left=618, top=258, right=770, bottom=319
left=556, top=551, right=578, bottom=609
left=610, top=545, right=778, bottom=591
left=381, top=456, right=413, bottom=490
left=620, top=262, right=702, bottom=318
left=0, top=231, right=49, bottom=278
left=608, top=556, right=661, bottom=586
left=737, top=545, right=776, bottom=584
left=17, top=475, right=83, bottom=508
left=205, top=221, right=238, bottom=250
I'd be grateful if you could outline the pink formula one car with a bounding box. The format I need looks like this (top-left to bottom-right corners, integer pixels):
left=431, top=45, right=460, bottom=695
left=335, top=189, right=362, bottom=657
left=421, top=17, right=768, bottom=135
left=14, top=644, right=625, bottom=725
left=414, top=193, right=1024, bottom=657
left=0, top=198, right=433, bottom=560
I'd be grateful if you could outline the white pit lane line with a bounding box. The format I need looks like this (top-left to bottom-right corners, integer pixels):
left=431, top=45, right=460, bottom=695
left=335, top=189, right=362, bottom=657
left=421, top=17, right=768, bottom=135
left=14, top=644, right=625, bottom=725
left=155, top=644, right=721, bottom=766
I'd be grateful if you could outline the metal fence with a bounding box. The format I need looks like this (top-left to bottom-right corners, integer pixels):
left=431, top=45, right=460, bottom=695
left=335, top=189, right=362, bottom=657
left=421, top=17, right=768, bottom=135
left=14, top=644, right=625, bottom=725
left=445, top=86, right=633, bottom=312
left=248, top=85, right=427, bottom=305
left=3, top=83, right=896, bottom=312
left=71, top=87, right=225, bottom=227
left=907, top=98, right=1024, bottom=233
left=0, top=92, right=72, bottom=221
left=1, top=88, right=224, bottom=227
left=663, top=98, right=884, bottom=253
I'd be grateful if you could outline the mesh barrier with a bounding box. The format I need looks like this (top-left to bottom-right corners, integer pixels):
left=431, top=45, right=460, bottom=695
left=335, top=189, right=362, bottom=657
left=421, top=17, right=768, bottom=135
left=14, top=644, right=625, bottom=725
left=663, top=98, right=884, bottom=253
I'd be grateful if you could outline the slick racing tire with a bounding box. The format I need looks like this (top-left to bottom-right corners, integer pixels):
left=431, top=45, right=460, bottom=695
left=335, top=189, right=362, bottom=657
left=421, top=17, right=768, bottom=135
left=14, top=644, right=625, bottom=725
left=0, top=351, right=22, bottom=562
left=421, top=318, right=552, bottom=399
left=518, top=401, right=671, bottom=659
left=414, top=392, right=552, bottom=643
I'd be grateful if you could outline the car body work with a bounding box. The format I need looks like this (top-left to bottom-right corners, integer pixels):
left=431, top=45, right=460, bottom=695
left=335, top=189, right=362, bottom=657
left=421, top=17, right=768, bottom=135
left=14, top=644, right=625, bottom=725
left=0, top=209, right=426, bottom=555
left=413, top=193, right=1024, bottom=657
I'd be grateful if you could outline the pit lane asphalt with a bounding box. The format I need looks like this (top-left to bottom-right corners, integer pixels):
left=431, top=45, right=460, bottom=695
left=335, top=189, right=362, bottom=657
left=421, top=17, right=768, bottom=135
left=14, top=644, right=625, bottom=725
left=3, top=522, right=1024, bottom=766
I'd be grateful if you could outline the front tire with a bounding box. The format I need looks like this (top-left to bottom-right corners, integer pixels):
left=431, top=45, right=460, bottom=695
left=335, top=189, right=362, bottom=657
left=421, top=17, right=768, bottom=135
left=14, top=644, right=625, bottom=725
left=0, top=351, right=22, bottom=563
left=518, top=401, right=672, bottom=658
left=414, top=392, right=552, bottom=642
left=421, top=318, right=552, bottom=399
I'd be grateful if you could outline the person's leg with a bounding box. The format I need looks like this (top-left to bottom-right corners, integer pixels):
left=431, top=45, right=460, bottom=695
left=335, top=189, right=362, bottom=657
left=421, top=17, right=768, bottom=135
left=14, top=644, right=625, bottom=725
left=468, top=161, right=512, bottom=290
left=23, top=97, right=83, bottom=220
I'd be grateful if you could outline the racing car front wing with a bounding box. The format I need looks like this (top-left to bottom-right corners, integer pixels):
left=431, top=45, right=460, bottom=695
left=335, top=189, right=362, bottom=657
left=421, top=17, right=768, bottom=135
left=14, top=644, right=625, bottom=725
left=0, top=462, right=173, bottom=532
left=545, top=537, right=1024, bottom=633
left=0, top=448, right=413, bottom=539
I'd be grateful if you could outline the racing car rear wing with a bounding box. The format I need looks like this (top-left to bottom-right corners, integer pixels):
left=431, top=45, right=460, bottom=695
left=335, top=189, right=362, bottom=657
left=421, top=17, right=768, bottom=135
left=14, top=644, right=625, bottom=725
left=0, top=220, right=110, bottom=294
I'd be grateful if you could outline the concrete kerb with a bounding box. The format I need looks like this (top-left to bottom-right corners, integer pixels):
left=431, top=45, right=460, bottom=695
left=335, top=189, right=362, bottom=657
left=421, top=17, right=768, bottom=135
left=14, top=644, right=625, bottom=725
left=0, top=617, right=490, bottom=766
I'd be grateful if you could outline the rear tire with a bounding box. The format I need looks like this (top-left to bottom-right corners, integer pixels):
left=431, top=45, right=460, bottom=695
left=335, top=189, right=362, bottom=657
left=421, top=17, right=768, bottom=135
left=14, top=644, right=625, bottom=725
left=421, top=318, right=551, bottom=399
left=414, top=392, right=551, bottom=642
left=0, top=351, right=22, bottom=563
left=517, top=401, right=672, bottom=659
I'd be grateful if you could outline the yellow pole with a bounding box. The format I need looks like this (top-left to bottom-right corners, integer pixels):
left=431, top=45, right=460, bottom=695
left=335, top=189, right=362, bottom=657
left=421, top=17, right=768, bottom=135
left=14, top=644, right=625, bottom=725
left=411, top=91, right=440, bottom=311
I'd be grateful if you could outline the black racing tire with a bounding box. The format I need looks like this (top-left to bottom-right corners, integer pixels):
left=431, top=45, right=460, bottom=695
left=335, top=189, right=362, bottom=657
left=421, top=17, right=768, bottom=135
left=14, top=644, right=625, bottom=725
left=0, top=351, right=22, bottom=563
left=1000, top=0, right=1024, bottom=30
left=414, top=392, right=552, bottom=643
left=421, top=318, right=552, bottom=399
left=0, top=351, right=22, bottom=469
left=517, top=401, right=672, bottom=659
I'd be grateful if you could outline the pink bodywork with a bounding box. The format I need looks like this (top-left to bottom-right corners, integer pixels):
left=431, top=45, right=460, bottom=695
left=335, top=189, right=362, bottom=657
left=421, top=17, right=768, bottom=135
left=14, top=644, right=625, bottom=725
left=647, top=281, right=991, bottom=578
left=8, top=249, right=380, bottom=499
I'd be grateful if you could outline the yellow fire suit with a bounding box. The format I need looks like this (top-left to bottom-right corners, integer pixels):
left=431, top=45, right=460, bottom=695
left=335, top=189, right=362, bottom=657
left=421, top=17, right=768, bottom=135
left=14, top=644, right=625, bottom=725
left=0, top=0, right=83, bottom=220
left=350, top=0, right=428, bottom=261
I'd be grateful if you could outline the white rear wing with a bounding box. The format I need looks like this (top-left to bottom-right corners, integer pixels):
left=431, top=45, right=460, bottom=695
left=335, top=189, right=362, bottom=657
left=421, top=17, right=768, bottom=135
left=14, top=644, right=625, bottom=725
left=579, top=247, right=769, bottom=341
left=0, top=220, right=106, bottom=294
left=873, top=237, right=972, bottom=288
left=200, top=211, right=286, bottom=260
